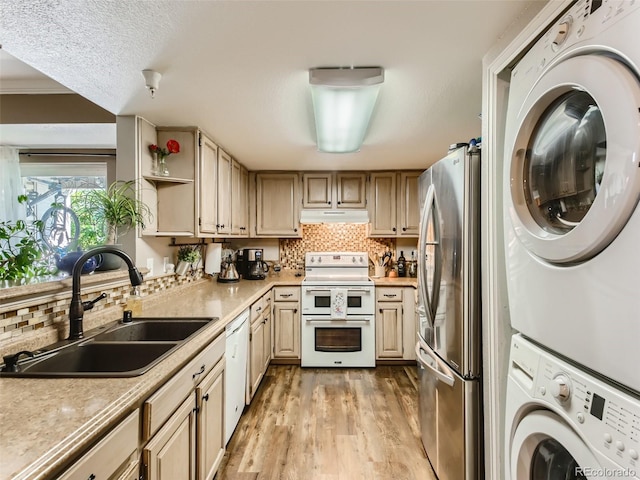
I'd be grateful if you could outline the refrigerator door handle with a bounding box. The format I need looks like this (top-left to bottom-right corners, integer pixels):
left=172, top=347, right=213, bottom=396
left=415, top=337, right=455, bottom=387
left=418, top=184, right=443, bottom=325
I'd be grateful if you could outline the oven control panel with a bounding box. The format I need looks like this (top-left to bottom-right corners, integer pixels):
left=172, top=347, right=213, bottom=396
left=305, top=252, right=367, bottom=267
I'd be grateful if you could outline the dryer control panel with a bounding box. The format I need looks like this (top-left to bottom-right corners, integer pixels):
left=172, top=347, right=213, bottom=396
left=510, top=335, right=640, bottom=472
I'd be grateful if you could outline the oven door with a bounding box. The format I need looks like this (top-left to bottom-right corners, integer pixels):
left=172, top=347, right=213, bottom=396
left=301, top=286, right=374, bottom=316
left=301, top=317, right=375, bottom=367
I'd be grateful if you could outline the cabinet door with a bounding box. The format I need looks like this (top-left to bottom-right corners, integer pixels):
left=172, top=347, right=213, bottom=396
left=255, top=173, right=301, bottom=237
left=398, top=172, right=420, bottom=236
left=368, top=172, right=397, bottom=236
left=217, top=150, right=232, bottom=235
left=239, top=165, right=249, bottom=236
left=302, top=172, right=332, bottom=208
left=402, top=287, right=417, bottom=361
left=230, top=159, right=243, bottom=236
left=263, top=311, right=272, bottom=372
left=197, top=360, right=225, bottom=480
left=376, top=302, right=404, bottom=358
left=249, top=319, right=265, bottom=400
left=336, top=173, right=367, bottom=209
left=198, top=134, right=218, bottom=235
left=143, top=395, right=197, bottom=480
left=273, top=302, right=300, bottom=359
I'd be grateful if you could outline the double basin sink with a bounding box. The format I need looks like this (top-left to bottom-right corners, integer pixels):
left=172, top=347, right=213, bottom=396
left=0, top=318, right=217, bottom=378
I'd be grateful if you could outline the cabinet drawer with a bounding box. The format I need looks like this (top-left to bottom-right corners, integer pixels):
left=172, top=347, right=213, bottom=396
left=262, top=290, right=272, bottom=310
left=376, top=288, right=404, bottom=302
left=273, top=287, right=300, bottom=302
left=58, top=409, right=139, bottom=480
left=250, top=298, right=264, bottom=323
left=143, top=333, right=225, bottom=441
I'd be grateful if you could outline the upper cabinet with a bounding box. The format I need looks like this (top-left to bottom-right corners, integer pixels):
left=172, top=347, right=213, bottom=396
left=139, top=122, right=249, bottom=238
left=368, top=171, right=421, bottom=237
left=253, top=173, right=301, bottom=237
left=302, top=172, right=366, bottom=209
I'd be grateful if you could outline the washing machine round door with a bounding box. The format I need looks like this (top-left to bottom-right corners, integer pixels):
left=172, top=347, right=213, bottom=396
left=507, top=54, right=640, bottom=263
left=510, top=410, right=602, bottom=479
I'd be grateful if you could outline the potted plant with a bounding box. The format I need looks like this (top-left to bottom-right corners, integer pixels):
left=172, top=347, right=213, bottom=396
left=77, top=180, right=152, bottom=270
left=0, top=196, right=55, bottom=284
left=175, top=246, right=200, bottom=276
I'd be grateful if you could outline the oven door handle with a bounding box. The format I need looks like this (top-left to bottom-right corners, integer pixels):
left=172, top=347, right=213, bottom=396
left=304, top=317, right=372, bottom=322
left=305, top=288, right=332, bottom=293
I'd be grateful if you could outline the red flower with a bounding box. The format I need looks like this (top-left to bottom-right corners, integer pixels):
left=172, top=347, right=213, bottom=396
left=148, top=139, right=180, bottom=158
left=166, top=139, right=180, bottom=154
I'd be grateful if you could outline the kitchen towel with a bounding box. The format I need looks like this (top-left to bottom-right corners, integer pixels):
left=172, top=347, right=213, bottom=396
left=204, top=243, right=222, bottom=275
left=330, top=288, right=348, bottom=319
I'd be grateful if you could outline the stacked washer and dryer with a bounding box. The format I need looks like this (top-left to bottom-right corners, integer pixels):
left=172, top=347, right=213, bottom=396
left=502, top=0, right=640, bottom=478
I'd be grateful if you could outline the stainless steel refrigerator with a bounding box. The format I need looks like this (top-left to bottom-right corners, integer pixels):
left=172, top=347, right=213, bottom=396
left=415, top=145, right=483, bottom=480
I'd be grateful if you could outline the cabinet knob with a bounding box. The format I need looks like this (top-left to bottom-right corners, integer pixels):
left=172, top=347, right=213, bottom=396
left=294, top=228, right=298, bottom=232
left=392, top=227, right=397, bottom=232
left=402, top=227, right=407, bottom=231
left=337, top=201, right=341, bottom=205
left=328, top=201, right=331, bottom=205
left=203, top=393, right=210, bottom=402
left=294, top=308, right=298, bottom=313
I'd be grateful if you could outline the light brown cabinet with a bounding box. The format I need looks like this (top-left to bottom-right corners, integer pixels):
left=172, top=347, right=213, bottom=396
left=368, top=171, right=421, bottom=237
left=272, top=287, right=301, bottom=360
left=58, top=410, right=140, bottom=480
left=231, top=159, right=249, bottom=236
left=254, top=173, right=301, bottom=237
left=216, top=149, right=232, bottom=236
left=248, top=290, right=272, bottom=401
left=302, top=172, right=366, bottom=209
left=375, top=287, right=417, bottom=360
left=142, top=334, right=225, bottom=480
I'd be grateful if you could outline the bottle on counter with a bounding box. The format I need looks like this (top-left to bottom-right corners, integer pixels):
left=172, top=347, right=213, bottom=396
left=125, top=286, right=143, bottom=316
left=397, top=251, right=406, bottom=277
left=408, top=251, right=417, bottom=277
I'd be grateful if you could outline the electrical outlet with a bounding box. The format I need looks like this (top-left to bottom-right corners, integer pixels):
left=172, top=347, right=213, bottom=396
left=146, top=258, right=154, bottom=277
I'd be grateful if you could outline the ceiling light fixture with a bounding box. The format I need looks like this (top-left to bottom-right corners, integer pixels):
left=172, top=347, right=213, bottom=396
left=309, top=67, right=384, bottom=153
left=142, top=69, right=162, bottom=98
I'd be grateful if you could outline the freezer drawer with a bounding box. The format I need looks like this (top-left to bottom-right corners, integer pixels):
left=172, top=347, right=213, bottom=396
left=416, top=338, right=483, bottom=480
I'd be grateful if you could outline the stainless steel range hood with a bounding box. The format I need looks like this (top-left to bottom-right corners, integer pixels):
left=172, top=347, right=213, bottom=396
left=299, top=209, right=370, bottom=224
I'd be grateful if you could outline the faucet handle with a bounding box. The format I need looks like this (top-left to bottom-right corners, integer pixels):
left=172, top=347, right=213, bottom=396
left=82, top=292, right=107, bottom=311
left=2, top=351, right=35, bottom=372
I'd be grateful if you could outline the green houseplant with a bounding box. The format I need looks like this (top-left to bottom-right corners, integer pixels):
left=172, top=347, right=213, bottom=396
left=0, top=196, right=54, bottom=283
left=79, top=180, right=152, bottom=245
left=175, top=246, right=200, bottom=276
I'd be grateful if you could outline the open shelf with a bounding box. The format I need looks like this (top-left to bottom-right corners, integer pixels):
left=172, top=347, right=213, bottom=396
left=143, top=175, right=194, bottom=184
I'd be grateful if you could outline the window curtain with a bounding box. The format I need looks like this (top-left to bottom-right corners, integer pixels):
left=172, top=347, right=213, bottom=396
left=0, top=147, right=25, bottom=222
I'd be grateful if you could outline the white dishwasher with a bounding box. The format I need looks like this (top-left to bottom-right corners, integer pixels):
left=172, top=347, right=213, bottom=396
left=224, top=308, right=249, bottom=445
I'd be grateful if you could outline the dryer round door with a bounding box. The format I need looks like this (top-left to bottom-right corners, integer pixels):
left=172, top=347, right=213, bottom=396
left=510, top=410, right=600, bottom=479
left=507, top=54, right=640, bottom=263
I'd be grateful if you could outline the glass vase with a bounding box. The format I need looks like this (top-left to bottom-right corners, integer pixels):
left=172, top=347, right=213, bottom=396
left=156, top=155, right=170, bottom=177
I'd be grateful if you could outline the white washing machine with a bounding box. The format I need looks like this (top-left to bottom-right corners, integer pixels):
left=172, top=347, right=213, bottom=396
left=503, top=0, right=640, bottom=392
left=505, top=334, right=640, bottom=479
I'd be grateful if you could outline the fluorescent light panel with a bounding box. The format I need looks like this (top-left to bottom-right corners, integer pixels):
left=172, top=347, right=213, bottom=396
left=309, top=67, right=384, bottom=153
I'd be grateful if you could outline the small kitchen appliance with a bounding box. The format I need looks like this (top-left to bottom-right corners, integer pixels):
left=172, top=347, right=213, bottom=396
left=241, top=248, right=269, bottom=280
left=217, top=256, right=240, bottom=283
left=301, top=252, right=375, bottom=367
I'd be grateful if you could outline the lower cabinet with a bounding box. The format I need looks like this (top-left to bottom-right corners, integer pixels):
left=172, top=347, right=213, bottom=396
left=58, top=410, right=140, bottom=480
left=142, top=334, right=225, bottom=480
left=375, top=287, right=417, bottom=360
left=273, top=287, right=301, bottom=360
left=247, top=290, right=272, bottom=402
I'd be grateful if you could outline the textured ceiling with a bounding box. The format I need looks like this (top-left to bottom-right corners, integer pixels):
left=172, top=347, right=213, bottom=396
left=0, top=0, right=545, bottom=171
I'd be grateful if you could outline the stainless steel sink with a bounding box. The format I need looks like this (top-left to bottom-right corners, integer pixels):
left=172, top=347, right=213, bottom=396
left=0, top=317, right=217, bottom=378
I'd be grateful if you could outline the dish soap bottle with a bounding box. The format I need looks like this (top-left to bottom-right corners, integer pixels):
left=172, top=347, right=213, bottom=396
left=125, top=286, right=143, bottom=316
left=397, top=251, right=406, bottom=277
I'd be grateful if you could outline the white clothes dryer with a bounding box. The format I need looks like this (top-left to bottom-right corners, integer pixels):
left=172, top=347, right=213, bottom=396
left=505, top=334, right=640, bottom=480
left=503, top=0, right=640, bottom=392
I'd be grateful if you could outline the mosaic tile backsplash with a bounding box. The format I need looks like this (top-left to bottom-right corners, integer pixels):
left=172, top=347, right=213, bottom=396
left=279, top=224, right=395, bottom=270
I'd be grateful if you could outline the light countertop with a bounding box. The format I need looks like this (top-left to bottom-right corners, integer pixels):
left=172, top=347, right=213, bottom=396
left=0, top=273, right=415, bottom=480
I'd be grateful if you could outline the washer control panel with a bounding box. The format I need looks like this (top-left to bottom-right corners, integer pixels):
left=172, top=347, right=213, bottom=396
left=510, top=335, right=640, bottom=474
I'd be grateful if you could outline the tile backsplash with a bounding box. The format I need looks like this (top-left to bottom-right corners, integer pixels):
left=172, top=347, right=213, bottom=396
left=279, top=224, right=395, bottom=270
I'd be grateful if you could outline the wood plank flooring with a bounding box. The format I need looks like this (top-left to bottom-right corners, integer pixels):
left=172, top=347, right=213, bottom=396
left=217, top=365, right=437, bottom=480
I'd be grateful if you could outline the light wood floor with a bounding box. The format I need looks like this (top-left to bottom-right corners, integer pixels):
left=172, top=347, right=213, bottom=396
left=217, top=365, right=437, bottom=480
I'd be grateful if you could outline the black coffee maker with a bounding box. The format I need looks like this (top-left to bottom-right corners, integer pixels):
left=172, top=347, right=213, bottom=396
left=240, top=248, right=270, bottom=280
